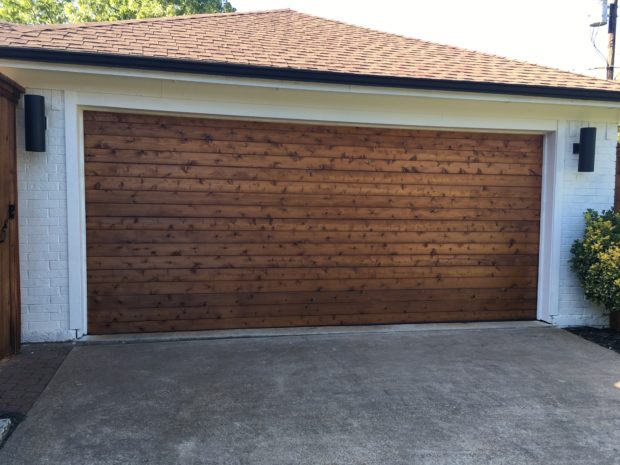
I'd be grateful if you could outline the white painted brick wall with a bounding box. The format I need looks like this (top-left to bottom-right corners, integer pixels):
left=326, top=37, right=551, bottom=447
left=16, top=89, right=73, bottom=342
left=552, top=122, right=618, bottom=327
left=12, top=87, right=618, bottom=340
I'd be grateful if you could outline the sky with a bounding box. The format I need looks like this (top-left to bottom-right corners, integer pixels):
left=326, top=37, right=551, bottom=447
left=232, top=0, right=614, bottom=79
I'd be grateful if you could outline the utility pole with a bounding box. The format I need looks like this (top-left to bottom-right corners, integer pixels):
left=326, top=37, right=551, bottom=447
left=607, top=0, right=618, bottom=79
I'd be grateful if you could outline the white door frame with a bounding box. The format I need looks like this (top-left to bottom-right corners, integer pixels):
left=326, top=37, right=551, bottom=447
left=64, top=89, right=561, bottom=336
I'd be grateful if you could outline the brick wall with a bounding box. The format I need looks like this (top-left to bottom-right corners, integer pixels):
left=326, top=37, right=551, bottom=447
left=553, top=122, right=618, bottom=327
left=16, top=89, right=73, bottom=342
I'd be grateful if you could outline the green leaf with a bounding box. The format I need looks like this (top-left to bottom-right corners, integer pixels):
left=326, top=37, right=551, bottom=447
left=571, top=208, right=620, bottom=313
left=1, top=0, right=235, bottom=24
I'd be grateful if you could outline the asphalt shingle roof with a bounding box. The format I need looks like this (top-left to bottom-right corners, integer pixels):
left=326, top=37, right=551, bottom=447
left=1, top=9, right=620, bottom=94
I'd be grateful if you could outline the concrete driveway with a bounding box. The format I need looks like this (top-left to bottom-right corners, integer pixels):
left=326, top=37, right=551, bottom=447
left=1, top=326, right=620, bottom=465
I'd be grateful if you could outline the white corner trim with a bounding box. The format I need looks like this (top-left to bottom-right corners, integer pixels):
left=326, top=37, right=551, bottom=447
left=65, top=92, right=87, bottom=335
left=536, top=122, right=565, bottom=323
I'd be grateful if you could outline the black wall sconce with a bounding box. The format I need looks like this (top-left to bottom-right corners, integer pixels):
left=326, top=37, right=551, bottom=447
left=572, top=127, right=596, bottom=172
left=24, top=94, right=46, bottom=152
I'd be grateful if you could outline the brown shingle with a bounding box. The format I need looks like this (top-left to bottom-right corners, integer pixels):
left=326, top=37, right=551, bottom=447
left=2, top=9, right=620, bottom=93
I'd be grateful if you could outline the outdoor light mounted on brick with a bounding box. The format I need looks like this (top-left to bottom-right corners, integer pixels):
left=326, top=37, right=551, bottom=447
left=573, top=127, right=597, bottom=172
left=24, top=94, right=46, bottom=152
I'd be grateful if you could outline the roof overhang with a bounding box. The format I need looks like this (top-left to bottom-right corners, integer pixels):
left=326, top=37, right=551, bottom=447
left=3, top=46, right=620, bottom=103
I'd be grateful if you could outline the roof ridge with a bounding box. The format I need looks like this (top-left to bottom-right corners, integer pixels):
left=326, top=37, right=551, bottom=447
left=16, top=8, right=294, bottom=32
left=289, top=10, right=613, bottom=85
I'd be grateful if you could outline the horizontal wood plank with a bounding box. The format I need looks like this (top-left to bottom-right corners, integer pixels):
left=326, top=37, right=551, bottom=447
left=87, top=241, right=539, bottom=257
left=83, top=118, right=544, bottom=150
left=86, top=204, right=540, bottom=221
left=87, top=276, right=537, bottom=296
left=86, top=217, right=539, bottom=233
left=86, top=146, right=541, bottom=165
left=87, top=265, right=538, bottom=284
left=84, top=132, right=542, bottom=156
left=86, top=176, right=542, bottom=199
left=86, top=229, right=540, bottom=245
left=88, top=298, right=538, bottom=322
left=84, top=149, right=541, bottom=175
left=84, top=111, right=543, bottom=142
left=89, top=287, right=539, bottom=309
left=85, top=189, right=541, bottom=211
left=85, top=162, right=541, bottom=187
left=87, top=254, right=539, bottom=270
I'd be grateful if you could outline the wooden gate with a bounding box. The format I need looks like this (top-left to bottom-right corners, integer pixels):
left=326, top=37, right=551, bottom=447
left=0, top=73, right=23, bottom=357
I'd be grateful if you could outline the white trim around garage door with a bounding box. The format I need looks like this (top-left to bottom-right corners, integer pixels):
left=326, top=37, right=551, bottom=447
left=64, top=89, right=561, bottom=337
left=536, top=124, right=565, bottom=324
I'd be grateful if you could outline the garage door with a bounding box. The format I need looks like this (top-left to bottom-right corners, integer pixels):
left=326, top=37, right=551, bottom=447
left=84, top=111, right=542, bottom=334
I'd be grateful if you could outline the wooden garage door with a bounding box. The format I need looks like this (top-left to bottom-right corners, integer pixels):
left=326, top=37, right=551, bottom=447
left=84, top=111, right=542, bottom=334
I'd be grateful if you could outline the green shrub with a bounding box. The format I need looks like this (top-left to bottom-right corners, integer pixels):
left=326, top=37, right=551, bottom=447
left=570, top=209, right=620, bottom=313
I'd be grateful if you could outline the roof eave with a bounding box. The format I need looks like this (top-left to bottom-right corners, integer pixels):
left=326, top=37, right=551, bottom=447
left=2, top=46, right=620, bottom=103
